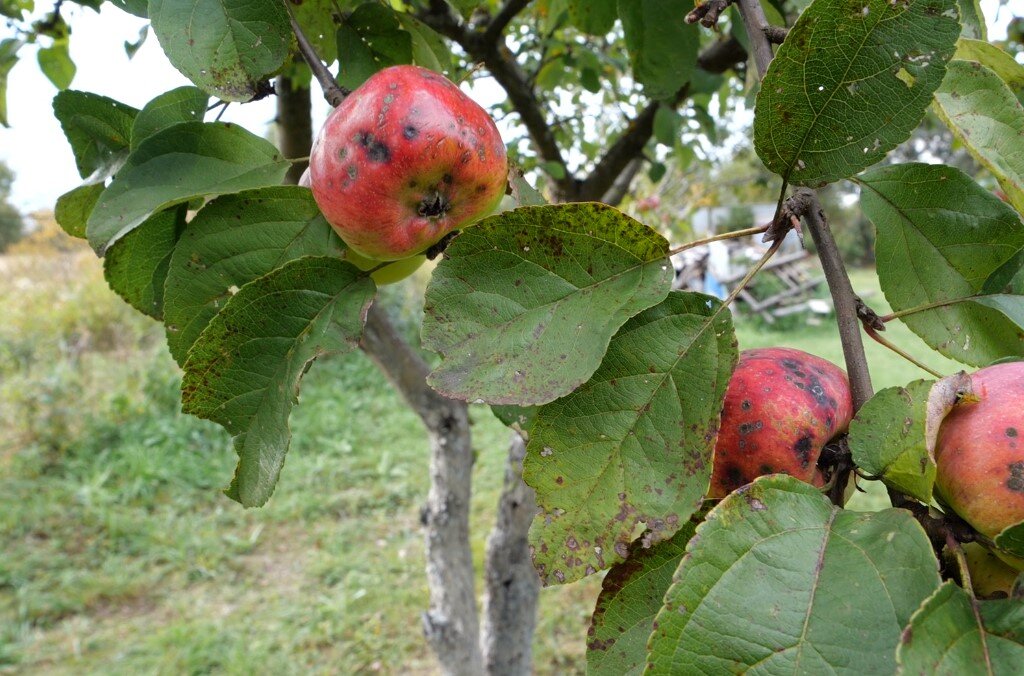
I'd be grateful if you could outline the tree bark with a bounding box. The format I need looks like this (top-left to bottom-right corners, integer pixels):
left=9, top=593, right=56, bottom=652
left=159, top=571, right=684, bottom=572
left=361, top=304, right=484, bottom=675
left=480, top=433, right=540, bottom=675
left=276, top=75, right=313, bottom=185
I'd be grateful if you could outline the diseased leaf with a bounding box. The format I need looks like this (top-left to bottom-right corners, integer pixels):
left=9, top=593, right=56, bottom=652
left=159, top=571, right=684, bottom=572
left=131, top=86, right=208, bottom=149
left=86, top=121, right=290, bottom=254
left=848, top=380, right=936, bottom=502
left=647, top=476, right=941, bottom=674
left=859, top=163, right=1024, bottom=365
left=753, top=0, right=960, bottom=186
left=149, top=0, right=291, bottom=101
left=52, top=89, right=137, bottom=179
left=422, top=203, right=672, bottom=406
left=618, top=0, right=699, bottom=101
left=336, top=3, right=413, bottom=91
left=103, top=207, right=186, bottom=319
left=587, top=523, right=696, bottom=676
left=953, top=39, right=1024, bottom=103
left=935, top=59, right=1024, bottom=216
left=491, top=405, right=538, bottom=438
left=182, top=257, right=375, bottom=507
left=525, top=292, right=736, bottom=584
left=163, top=186, right=344, bottom=366
left=896, top=582, right=1024, bottom=674
left=955, top=0, right=987, bottom=41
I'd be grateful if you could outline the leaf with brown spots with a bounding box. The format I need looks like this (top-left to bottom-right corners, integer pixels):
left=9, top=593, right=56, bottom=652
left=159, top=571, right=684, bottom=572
left=422, top=203, right=673, bottom=406
left=181, top=257, right=375, bottom=507
left=587, top=521, right=697, bottom=676
left=896, top=581, right=1024, bottom=674
left=648, top=476, right=941, bottom=674
left=524, top=291, right=736, bottom=585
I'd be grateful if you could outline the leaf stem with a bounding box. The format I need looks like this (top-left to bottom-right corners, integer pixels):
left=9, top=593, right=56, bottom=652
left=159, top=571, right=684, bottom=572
left=667, top=224, right=771, bottom=257
left=864, top=324, right=944, bottom=379
left=880, top=296, right=979, bottom=323
left=282, top=0, right=349, bottom=107
left=946, top=531, right=975, bottom=595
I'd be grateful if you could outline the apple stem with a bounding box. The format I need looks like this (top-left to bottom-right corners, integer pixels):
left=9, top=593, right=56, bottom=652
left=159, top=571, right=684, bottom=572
left=282, top=0, right=350, bottom=107
left=863, top=324, right=944, bottom=379
left=879, top=296, right=980, bottom=323
left=666, top=223, right=771, bottom=257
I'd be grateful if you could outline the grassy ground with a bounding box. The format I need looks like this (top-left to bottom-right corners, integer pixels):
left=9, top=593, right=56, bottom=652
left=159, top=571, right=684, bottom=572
left=0, top=252, right=960, bottom=673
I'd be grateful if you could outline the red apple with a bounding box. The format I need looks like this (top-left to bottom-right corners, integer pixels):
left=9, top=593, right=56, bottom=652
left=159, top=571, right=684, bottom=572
left=935, top=362, right=1024, bottom=548
left=309, top=65, right=508, bottom=260
left=709, top=347, right=854, bottom=498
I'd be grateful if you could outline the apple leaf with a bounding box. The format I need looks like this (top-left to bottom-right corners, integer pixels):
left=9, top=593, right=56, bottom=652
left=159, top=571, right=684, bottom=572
left=753, top=0, right=959, bottom=186
left=422, top=203, right=673, bottom=406
left=955, top=0, right=987, bottom=41
left=896, top=582, right=1024, bottom=673
left=859, top=163, right=1024, bottom=366
left=953, top=39, right=1024, bottom=104
left=291, top=0, right=338, bottom=65
left=490, top=405, right=538, bottom=437
left=525, top=292, right=736, bottom=585
left=54, top=182, right=104, bottom=239
left=163, top=186, right=345, bottom=366
left=934, top=59, right=1024, bottom=216
left=848, top=380, right=936, bottom=503
left=0, top=38, right=20, bottom=128
left=103, top=206, right=186, bottom=320
left=149, top=0, right=291, bottom=102
left=181, top=257, right=375, bottom=507
left=397, top=13, right=453, bottom=76
left=618, top=0, right=699, bottom=101
left=108, top=0, right=148, bottom=18
left=336, top=3, right=413, bottom=91
left=994, top=522, right=1024, bottom=560
left=647, top=476, right=941, bottom=674
left=52, top=89, right=137, bottom=179
left=131, top=86, right=208, bottom=149
left=37, top=39, right=75, bottom=90
left=569, top=0, right=617, bottom=35
left=86, top=121, right=290, bottom=255
left=587, top=523, right=696, bottom=676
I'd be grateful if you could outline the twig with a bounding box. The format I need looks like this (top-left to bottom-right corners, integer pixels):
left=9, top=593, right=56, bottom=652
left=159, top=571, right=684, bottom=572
left=685, top=0, right=736, bottom=28
left=283, top=0, right=348, bottom=107
left=864, top=325, right=944, bottom=379
left=667, top=224, right=771, bottom=257
left=763, top=25, right=789, bottom=44
left=482, top=0, right=531, bottom=45
left=721, top=238, right=783, bottom=309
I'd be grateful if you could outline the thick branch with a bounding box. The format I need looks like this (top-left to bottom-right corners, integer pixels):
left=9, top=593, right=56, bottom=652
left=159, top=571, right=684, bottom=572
left=735, top=0, right=775, bottom=78
left=697, top=36, right=749, bottom=74
left=361, top=304, right=483, bottom=675
left=480, top=433, right=540, bottom=675
left=275, top=75, right=312, bottom=184
left=601, top=158, right=644, bottom=207
left=483, top=0, right=532, bottom=45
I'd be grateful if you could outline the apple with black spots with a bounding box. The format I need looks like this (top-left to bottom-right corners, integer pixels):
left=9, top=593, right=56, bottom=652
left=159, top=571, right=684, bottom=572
left=709, top=347, right=854, bottom=498
left=934, top=361, right=1024, bottom=569
left=308, top=64, right=508, bottom=261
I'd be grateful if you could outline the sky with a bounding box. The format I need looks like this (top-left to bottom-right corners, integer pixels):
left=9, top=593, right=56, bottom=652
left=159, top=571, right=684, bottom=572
left=0, top=1, right=1017, bottom=213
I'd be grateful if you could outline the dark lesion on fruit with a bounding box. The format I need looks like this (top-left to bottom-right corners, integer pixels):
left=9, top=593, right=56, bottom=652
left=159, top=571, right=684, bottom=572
left=354, top=130, right=391, bottom=163
left=1007, top=461, right=1024, bottom=493
left=723, top=464, right=748, bottom=492
left=418, top=190, right=451, bottom=219
left=403, top=125, right=418, bottom=140
left=793, top=435, right=814, bottom=467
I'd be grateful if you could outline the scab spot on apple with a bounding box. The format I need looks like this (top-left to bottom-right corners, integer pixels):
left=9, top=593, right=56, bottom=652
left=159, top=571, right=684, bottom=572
left=1007, top=461, right=1024, bottom=493
left=403, top=125, right=418, bottom=140
left=354, top=131, right=391, bottom=163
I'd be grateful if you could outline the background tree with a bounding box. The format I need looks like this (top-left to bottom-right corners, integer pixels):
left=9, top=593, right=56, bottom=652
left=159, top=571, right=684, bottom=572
left=0, top=161, right=24, bottom=251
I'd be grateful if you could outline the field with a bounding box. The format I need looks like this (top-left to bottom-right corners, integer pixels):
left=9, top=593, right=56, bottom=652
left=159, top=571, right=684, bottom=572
left=0, top=249, right=960, bottom=674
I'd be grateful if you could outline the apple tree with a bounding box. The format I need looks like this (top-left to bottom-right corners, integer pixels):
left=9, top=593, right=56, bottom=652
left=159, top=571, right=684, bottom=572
left=6, top=0, right=1024, bottom=672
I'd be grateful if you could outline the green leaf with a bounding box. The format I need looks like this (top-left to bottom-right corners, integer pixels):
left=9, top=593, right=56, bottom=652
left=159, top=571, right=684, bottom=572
left=124, top=24, right=149, bottom=59
left=859, top=163, right=1024, bottom=365
left=618, top=0, right=699, bottom=101
left=336, top=3, right=413, bottom=91
left=292, top=0, right=338, bottom=65
left=896, top=582, right=1024, bottom=674
left=953, top=39, right=1024, bottom=104
left=131, top=86, right=208, bottom=149
left=994, top=522, right=1024, bottom=559
left=422, top=203, right=673, bottom=406
left=569, top=0, right=617, bottom=35
left=586, top=522, right=696, bottom=676
left=934, top=60, right=1024, bottom=217
left=52, top=90, right=137, bottom=179
left=86, top=121, right=290, bottom=254
left=0, top=1, right=33, bottom=20
left=108, top=0, right=148, bottom=17
left=647, top=476, right=942, bottom=674
left=54, top=182, right=104, bottom=239
left=753, top=0, right=960, bottom=186
left=164, top=186, right=344, bottom=366
left=653, top=107, right=681, bottom=147
left=972, top=295, right=1024, bottom=335
left=848, top=380, right=936, bottom=502
left=525, top=292, right=736, bottom=584
left=491, top=404, right=538, bottom=436
left=954, top=0, right=986, bottom=41
left=508, top=166, right=547, bottom=207
left=149, top=0, right=291, bottom=101
left=0, top=39, right=20, bottom=127
left=397, top=13, right=452, bottom=75
left=540, top=160, right=566, bottom=180
left=181, top=257, right=375, bottom=507
left=103, top=207, right=187, bottom=319
left=37, top=40, right=75, bottom=90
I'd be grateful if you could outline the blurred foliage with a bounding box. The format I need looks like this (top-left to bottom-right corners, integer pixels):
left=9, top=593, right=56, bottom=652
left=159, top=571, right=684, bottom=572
left=0, top=161, right=23, bottom=252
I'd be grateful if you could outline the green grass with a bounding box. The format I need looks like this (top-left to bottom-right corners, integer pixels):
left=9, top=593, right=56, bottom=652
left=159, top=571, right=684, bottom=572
left=0, top=253, right=965, bottom=673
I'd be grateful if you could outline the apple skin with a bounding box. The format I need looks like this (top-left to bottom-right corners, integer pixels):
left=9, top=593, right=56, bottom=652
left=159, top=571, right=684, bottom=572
left=960, top=542, right=1022, bottom=599
left=709, top=347, right=854, bottom=498
left=309, top=65, right=508, bottom=261
left=935, top=362, right=1024, bottom=558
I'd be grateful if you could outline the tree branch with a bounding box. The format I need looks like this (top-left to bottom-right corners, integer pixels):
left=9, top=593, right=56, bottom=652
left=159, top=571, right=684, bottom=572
left=361, top=304, right=483, bottom=675
left=483, top=0, right=532, bottom=45
left=283, top=0, right=348, bottom=106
